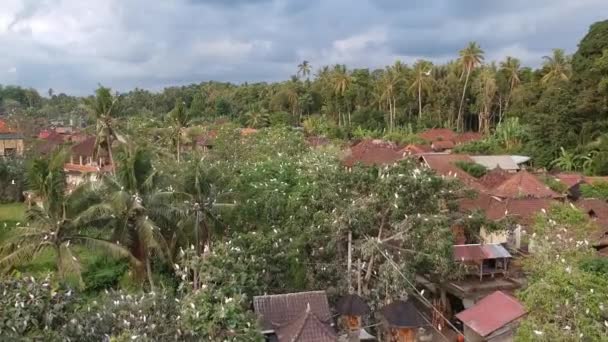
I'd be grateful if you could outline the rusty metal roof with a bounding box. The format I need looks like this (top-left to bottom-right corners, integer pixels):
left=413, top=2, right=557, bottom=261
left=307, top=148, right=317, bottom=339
left=453, top=244, right=512, bottom=262
left=455, top=291, right=526, bottom=337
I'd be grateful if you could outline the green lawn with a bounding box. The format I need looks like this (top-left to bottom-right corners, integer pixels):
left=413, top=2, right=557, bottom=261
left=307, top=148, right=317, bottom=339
left=0, top=202, right=25, bottom=222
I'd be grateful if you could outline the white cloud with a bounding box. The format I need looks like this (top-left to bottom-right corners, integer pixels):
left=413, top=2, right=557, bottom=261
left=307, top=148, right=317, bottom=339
left=7, top=67, right=17, bottom=73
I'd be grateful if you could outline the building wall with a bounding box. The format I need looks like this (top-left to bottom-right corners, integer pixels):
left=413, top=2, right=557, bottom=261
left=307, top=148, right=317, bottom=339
left=463, top=326, right=485, bottom=342
left=0, top=138, right=24, bottom=156
left=480, top=227, right=508, bottom=244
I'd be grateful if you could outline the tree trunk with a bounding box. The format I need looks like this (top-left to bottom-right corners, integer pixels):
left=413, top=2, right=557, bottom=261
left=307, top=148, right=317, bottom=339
left=176, top=130, right=181, bottom=163
left=146, top=253, right=155, bottom=291
left=457, top=67, right=471, bottom=132
left=106, top=135, right=115, bottom=174
left=418, top=82, right=422, bottom=119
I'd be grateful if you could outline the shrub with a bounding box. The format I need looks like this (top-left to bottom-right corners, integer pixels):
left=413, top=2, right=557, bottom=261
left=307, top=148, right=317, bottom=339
left=268, top=111, right=293, bottom=127
left=455, top=161, right=487, bottom=178
left=541, top=175, right=569, bottom=194
left=82, top=257, right=129, bottom=292
left=580, top=181, right=608, bottom=200
left=0, top=276, right=75, bottom=340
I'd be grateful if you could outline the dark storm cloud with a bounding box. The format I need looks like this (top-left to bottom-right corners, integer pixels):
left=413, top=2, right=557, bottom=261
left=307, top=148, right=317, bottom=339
left=0, top=0, right=606, bottom=95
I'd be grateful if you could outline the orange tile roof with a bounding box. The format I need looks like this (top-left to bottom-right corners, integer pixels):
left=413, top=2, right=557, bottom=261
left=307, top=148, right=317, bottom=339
left=554, top=173, right=585, bottom=188
left=0, top=119, right=16, bottom=134
left=459, top=196, right=555, bottom=226
left=420, top=154, right=486, bottom=191
left=343, top=139, right=404, bottom=167
left=491, top=170, right=560, bottom=199
left=454, top=131, right=484, bottom=144
left=418, top=128, right=457, bottom=142
left=479, top=167, right=512, bottom=189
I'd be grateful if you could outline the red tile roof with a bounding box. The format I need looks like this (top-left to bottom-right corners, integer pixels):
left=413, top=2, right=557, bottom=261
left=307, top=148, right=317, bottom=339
left=456, top=291, right=526, bottom=337
left=420, top=154, right=486, bottom=191
left=478, top=167, right=512, bottom=189
left=418, top=128, right=457, bottom=142
left=459, top=196, right=554, bottom=227
left=554, top=173, right=585, bottom=188
left=343, top=139, right=403, bottom=167
left=491, top=170, right=560, bottom=198
left=583, top=176, right=608, bottom=185
left=71, top=136, right=98, bottom=157
left=454, top=132, right=484, bottom=144
left=431, top=140, right=455, bottom=151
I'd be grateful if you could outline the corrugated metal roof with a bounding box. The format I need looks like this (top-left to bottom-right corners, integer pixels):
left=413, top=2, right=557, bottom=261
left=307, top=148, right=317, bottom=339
left=471, top=156, right=520, bottom=170
left=511, top=155, right=531, bottom=164
left=456, top=291, right=526, bottom=337
left=453, top=244, right=512, bottom=262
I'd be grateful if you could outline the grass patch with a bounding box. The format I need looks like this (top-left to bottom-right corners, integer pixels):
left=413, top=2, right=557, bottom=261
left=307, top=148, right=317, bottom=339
left=0, top=202, right=25, bottom=222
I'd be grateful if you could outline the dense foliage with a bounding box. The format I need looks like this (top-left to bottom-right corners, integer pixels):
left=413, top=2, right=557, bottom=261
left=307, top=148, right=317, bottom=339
left=517, top=205, right=608, bottom=341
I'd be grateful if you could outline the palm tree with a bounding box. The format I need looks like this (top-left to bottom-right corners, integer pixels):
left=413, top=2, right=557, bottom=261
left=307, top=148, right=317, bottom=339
left=331, top=65, right=352, bottom=126
left=457, top=42, right=484, bottom=131
left=474, top=68, right=497, bottom=134
left=297, top=60, right=312, bottom=80
left=408, top=60, right=433, bottom=119
left=499, top=56, right=521, bottom=118
left=181, top=156, right=235, bottom=289
left=168, top=100, right=190, bottom=163
left=89, top=86, right=121, bottom=173
left=541, top=49, right=571, bottom=84
left=245, top=106, right=270, bottom=128
left=0, top=152, right=137, bottom=287
left=87, top=145, right=177, bottom=287
left=376, top=67, right=401, bottom=131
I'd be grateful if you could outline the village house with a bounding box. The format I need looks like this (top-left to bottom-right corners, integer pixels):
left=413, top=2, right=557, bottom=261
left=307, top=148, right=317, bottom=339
left=64, top=136, right=112, bottom=189
left=253, top=291, right=337, bottom=342
left=455, top=291, right=526, bottom=342
left=0, top=119, right=24, bottom=157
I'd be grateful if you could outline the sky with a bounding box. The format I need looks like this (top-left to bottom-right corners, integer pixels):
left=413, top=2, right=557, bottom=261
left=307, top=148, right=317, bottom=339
left=1, top=0, right=607, bottom=95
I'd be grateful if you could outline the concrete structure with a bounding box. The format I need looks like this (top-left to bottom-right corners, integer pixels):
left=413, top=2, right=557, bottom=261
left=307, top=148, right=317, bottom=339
left=0, top=120, right=24, bottom=157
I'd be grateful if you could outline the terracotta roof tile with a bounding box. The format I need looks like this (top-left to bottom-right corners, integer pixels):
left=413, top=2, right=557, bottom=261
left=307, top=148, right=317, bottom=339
left=456, top=291, right=526, bottom=337
left=478, top=168, right=512, bottom=189
left=454, top=132, right=484, bottom=144
left=420, top=154, right=486, bottom=191
left=459, top=196, right=554, bottom=226
left=418, top=128, right=457, bottom=142
left=0, top=119, right=16, bottom=134
left=491, top=170, right=560, bottom=198
left=343, top=139, right=403, bottom=167
left=554, top=173, right=585, bottom=188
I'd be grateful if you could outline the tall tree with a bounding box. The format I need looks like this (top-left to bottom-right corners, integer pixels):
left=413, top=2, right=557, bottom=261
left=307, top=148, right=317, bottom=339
left=89, top=86, right=120, bottom=172
left=331, top=65, right=352, bottom=126
left=541, top=48, right=572, bottom=84
left=297, top=60, right=312, bottom=80
left=457, top=42, right=485, bottom=131
left=408, top=60, right=433, bottom=119
left=474, top=68, right=497, bottom=134
left=499, top=56, right=521, bottom=117
left=168, top=100, right=190, bottom=163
